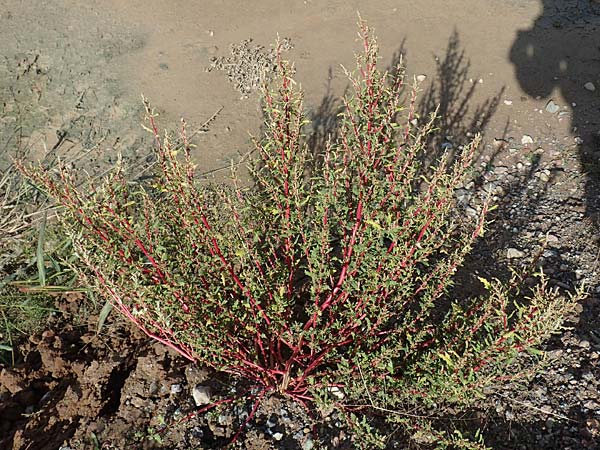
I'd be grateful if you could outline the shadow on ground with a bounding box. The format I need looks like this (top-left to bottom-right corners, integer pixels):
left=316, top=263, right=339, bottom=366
left=510, top=0, right=600, bottom=227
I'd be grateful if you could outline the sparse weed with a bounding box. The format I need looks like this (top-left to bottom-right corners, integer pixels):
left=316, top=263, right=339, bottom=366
left=19, top=18, right=582, bottom=448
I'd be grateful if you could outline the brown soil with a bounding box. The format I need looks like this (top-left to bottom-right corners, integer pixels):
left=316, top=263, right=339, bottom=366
left=1, top=0, right=600, bottom=449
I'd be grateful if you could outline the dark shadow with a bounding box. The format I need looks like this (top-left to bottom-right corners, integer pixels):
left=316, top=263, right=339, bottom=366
left=509, top=0, right=600, bottom=225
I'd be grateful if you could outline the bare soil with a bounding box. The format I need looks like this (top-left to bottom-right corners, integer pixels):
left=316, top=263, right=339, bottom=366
left=1, top=1, right=600, bottom=449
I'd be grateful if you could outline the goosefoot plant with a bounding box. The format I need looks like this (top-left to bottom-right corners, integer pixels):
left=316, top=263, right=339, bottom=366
left=21, top=20, right=579, bottom=448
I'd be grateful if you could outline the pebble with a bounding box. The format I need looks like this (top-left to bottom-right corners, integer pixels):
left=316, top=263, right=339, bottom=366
left=267, top=418, right=277, bottom=428
left=273, top=432, right=284, bottom=441
left=584, top=82, right=596, bottom=92
left=504, top=99, right=513, bottom=105
left=327, top=386, right=345, bottom=400
left=578, top=340, right=591, bottom=350
left=584, top=400, right=600, bottom=410
left=521, top=135, right=534, bottom=145
left=492, top=165, right=509, bottom=175
left=507, top=248, right=526, bottom=259
left=416, top=74, right=427, bottom=82
left=545, top=99, right=560, bottom=113
left=170, top=384, right=183, bottom=395
left=192, top=385, right=212, bottom=406
left=303, top=439, right=314, bottom=450
left=465, top=206, right=478, bottom=217
left=454, top=188, right=472, bottom=204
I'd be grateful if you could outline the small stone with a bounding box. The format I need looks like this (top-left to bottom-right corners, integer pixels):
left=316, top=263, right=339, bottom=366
left=170, top=384, right=183, bottom=395
left=218, top=413, right=230, bottom=425
left=465, top=206, right=478, bottom=218
left=539, top=171, right=550, bottom=182
left=541, top=405, right=554, bottom=414
left=521, top=135, right=534, bottom=145
left=493, top=138, right=508, bottom=150
left=546, top=234, right=559, bottom=245
left=575, top=136, right=584, bottom=145
left=302, top=438, right=314, bottom=450
left=545, top=99, right=560, bottom=113
left=492, top=165, right=509, bottom=175
left=327, top=386, right=345, bottom=400
left=584, top=400, right=600, bottom=410
left=578, top=340, right=591, bottom=349
left=192, top=385, right=211, bottom=406
left=273, top=432, right=284, bottom=441
left=266, top=418, right=277, bottom=428
left=584, top=82, right=596, bottom=92
left=416, top=74, right=427, bottom=82
left=504, top=99, right=513, bottom=105
left=582, top=372, right=594, bottom=381
left=507, top=248, right=525, bottom=259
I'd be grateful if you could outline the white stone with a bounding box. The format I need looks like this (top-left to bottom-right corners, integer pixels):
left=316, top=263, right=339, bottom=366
left=507, top=248, right=525, bottom=259
left=327, top=386, right=345, bottom=400
left=273, top=432, right=284, bottom=441
left=416, top=74, right=427, bottom=82
left=192, top=385, right=212, bottom=406
left=584, top=82, right=596, bottom=92
left=545, top=100, right=559, bottom=114
left=503, top=99, right=513, bottom=105
left=521, top=135, right=534, bottom=145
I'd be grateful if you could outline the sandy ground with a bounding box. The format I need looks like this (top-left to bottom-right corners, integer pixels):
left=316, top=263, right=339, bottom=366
left=2, top=0, right=598, bottom=171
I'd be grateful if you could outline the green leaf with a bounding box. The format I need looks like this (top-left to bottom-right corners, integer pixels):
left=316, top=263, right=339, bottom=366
left=526, top=347, right=545, bottom=356
left=477, top=276, right=491, bottom=290
left=439, top=352, right=454, bottom=368
left=365, top=219, right=382, bottom=230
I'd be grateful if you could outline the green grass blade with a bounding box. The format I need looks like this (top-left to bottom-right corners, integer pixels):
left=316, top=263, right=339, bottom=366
left=37, top=211, right=47, bottom=287
left=97, top=299, right=113, bottom=333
